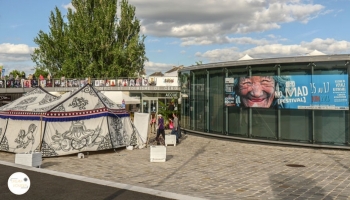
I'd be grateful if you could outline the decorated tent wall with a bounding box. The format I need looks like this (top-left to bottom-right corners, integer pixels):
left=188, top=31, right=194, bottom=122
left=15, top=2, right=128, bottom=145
left=0, top=84, right=141, bottom=157
left=0, top=87, right=68, bottom=154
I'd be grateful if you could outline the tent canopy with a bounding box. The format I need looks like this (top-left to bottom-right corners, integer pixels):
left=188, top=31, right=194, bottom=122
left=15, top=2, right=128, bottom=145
left=101, top=91, right=140, bottom=105
left=0, top=84, right=144, bottom=157
left=307, top=50, right=326, bottom=56
left=238, top=54, right=254, bottom=61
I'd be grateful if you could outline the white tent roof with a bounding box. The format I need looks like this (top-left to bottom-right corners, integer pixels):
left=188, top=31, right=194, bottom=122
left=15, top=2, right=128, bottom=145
left=0, top=87, right=72, bottom=112
left=307, top=50, right=326, bottom=56
left=0, top=84, right=124, bottom=113
left=238, top=54, right=254, bottom=61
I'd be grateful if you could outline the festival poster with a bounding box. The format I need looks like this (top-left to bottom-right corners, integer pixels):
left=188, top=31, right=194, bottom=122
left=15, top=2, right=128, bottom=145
left=224, top=75, right=349, bottom=110
left=286, top=75, right=349, bottom=110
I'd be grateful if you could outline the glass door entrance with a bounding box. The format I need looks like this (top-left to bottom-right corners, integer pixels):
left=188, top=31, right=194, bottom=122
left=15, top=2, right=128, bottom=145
left=142, top=99, right=158, bottom=114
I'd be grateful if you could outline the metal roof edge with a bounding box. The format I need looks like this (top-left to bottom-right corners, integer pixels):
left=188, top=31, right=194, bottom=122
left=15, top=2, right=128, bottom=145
left=179, top=54, right=350, bottom=72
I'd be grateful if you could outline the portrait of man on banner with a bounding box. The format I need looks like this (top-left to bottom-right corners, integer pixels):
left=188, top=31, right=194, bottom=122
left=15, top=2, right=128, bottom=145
left=225, top=76, right=290, bottom=108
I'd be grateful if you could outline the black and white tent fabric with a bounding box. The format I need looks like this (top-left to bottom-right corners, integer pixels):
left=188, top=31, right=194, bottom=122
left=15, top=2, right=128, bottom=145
left=0, top=84, right=142, bottom=157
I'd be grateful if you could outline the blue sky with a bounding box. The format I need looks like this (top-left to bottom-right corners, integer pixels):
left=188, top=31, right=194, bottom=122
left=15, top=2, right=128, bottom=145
left=1, top=0, right=350, bottom=77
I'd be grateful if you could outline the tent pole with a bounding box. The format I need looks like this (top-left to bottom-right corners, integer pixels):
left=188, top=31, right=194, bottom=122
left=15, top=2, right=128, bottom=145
left=39, top=114, right=43, bottom=151
left=146, top=114, right=152, bottom=148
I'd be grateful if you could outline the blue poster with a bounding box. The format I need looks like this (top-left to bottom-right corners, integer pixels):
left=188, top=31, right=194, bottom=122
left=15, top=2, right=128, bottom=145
left=225, top=75, right=349, bottom=110
left=280, top=75, right=348, bottom=110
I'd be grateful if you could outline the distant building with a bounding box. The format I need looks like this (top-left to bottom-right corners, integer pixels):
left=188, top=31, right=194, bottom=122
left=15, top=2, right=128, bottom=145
left=164, top=65, right=184, bottom=77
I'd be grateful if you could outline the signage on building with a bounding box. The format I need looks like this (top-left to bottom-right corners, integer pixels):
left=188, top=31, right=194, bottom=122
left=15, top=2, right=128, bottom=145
left=165, top=93, right=178, bottom=98
left=164, top=78, right=174, bottom=83
left=225, top=78, right=234, bottom=84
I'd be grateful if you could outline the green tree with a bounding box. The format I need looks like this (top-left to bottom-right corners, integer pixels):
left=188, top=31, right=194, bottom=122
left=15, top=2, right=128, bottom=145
left=33, top=67, right=49, bottom=79
left=113, top=0, right=147, bottom=77
left=32, top=7, right=67, bottom=78
left=9, top=70, right=26, bottom=79
left=157, top=100, right=180, bottom=128
left=31, top=0, right=147, bottom=78
left=195, top=61, right=203, bottom=65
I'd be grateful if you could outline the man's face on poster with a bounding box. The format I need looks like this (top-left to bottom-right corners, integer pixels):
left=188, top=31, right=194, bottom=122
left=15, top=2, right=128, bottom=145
left=238, top=76, right=275, bottom=108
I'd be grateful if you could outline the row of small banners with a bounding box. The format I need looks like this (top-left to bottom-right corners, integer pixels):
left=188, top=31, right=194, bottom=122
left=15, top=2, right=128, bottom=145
left=0, top=77, right=178, bottom=88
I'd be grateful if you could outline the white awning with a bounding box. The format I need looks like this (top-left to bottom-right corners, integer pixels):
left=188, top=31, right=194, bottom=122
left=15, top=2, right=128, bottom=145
left=101, top=91, right=140, bottom=104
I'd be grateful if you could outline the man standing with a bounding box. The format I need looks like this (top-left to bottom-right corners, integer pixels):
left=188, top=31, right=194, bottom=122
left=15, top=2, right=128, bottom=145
left=172, top=113, right=179, bottom=144
left=156, top=114, right=165, bottom=145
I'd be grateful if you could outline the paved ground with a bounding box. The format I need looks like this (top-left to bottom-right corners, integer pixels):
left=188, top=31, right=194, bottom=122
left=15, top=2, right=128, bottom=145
left=1, top=130, right=350, bottom=199
left=0, top=164, right=173, bottom=200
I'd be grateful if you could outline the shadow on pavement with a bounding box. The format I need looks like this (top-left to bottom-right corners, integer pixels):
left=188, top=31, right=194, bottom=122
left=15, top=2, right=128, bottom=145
left=269, top=171, right=331, bottom=199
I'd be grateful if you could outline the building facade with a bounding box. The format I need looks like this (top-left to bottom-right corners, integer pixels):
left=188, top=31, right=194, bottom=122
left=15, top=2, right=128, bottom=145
left=179, top=54, right=350, bottom=149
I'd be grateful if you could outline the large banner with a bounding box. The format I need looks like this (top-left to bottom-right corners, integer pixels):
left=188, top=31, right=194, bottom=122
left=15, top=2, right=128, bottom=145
left=225, top=75, right=349, bottom=110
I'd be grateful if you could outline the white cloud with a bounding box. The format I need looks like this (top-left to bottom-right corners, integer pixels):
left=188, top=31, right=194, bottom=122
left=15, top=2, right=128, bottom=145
left=301, top=38, right=350, bottom=53
left=144, top=61, right=176, bottom=75
left=195, top=47, right=241, bottom=62
left=0, top=43, right=34, bottom=54
left=129, top=0, right=325, bottom=39
left=146, top=38, right=160, bottom=43
left=63, top=3, right=75, bottom=11
left=181, top=36, right=271, bottom=46
left=0, top=43, right=34, bottom=62
left=195, top=38, right=350, bottom=62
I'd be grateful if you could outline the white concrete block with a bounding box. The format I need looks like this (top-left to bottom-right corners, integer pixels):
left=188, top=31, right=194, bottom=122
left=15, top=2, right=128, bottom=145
left=150, top=145, right=166, bottom=162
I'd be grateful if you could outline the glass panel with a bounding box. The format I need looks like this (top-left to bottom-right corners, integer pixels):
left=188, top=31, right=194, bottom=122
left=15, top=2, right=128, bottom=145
left=280, top=63, right=310, bottom=142
left=150, top=100, right=157, bottom=113
left=181, top=96, right=190, bottom=129
left=251, top=68, right=277, bottom=139
left=191, top=70, right=207, bottom=132
left=228, top=107, right=249, bottom=136
left=180, top=71, right=191, bottom=129
left=313, top=64, right=348, bottom=145
left=209, top=69, right=224, bottom=134
left=314, top=110, right=346, bottom=145
left=142, top=100, right=149, bottom=113
left=251, top=109, right=277, bottom=139
left=226, top=67, right=248, bottom=136
left=280, top=109, right=310, bottom=142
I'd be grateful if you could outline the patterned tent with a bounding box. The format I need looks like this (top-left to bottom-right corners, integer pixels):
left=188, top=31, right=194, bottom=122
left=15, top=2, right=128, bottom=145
left=0, top=84, right=141, bottom=157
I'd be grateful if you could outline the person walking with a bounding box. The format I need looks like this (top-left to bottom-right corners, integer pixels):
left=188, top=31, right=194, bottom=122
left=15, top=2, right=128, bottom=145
left=171, top=113, right=179, bottom=144
left=150, top=115, right=156, bottom=134
left=156, top=114, right=165, bottom=145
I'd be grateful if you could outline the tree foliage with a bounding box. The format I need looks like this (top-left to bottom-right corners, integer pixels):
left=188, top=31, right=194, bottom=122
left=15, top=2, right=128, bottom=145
left=195, top=61, right=203, bottom=65
left=9, top=70, right=26, bottom=79
left=31, top=0, right=147, bottom=78
left=33, top=67, right=49, bottom=79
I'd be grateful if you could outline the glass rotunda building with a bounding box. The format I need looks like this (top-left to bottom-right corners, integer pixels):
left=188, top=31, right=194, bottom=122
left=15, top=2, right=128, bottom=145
left=179, top=54, right=350, bottom=149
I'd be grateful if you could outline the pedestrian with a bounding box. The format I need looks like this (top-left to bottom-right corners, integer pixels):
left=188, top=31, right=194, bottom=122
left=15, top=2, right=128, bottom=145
left=171, top=113, right=179, bottom=144
left=169, top=118, right=173, bottom=129
left=156, top=114, right=165, bottom=145
left=150, top=115, right=156, bottom=134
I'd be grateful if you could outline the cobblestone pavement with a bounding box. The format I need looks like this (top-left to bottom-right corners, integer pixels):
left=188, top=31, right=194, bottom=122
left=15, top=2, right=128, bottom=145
left=2, top=130, right=350, bottom=200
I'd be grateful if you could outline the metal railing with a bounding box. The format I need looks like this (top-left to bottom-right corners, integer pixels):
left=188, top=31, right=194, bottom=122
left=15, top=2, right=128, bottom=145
left=0, top=77, right=180, bottom=88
